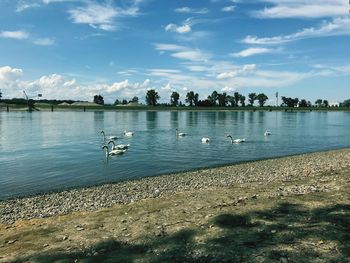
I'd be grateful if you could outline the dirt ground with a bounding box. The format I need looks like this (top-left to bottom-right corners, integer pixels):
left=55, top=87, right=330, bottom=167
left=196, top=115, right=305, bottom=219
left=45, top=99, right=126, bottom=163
left=1, top=168, right=349, bottom=263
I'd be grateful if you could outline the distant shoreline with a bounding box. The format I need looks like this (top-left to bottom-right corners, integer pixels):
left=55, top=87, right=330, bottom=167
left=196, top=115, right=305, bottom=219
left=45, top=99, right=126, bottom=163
left=1, top=104, right=349, bottom=112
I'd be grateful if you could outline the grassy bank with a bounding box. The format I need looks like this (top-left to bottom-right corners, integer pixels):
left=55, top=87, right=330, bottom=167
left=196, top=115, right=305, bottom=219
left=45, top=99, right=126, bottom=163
left=1, top=151, right=349, bottom=262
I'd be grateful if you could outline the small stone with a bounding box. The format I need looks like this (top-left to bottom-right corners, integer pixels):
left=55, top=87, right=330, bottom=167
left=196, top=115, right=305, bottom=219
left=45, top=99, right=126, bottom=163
left=271, top=230, right=277, bottom=234
left=121, top=219, right=127, bottom=223
left=63, top=235, right=69, bottom=241
left=76, top=227, right=84, bottom=231
left=153, top=189, right=160, bottom=197
left=43, top=243, right=49, bottom=247
left=280, top=257, right=288, bottom=263
left=7, top=239, right=17, bottom=244
left=121, top=228, right=127, bottom=231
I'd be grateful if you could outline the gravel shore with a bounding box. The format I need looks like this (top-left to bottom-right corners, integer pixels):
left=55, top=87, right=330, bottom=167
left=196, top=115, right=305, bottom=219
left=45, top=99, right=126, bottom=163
left=1, top=148, right=350, bottom=225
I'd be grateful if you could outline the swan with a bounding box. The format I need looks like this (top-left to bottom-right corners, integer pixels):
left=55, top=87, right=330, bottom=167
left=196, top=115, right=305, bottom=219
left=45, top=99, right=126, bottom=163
left=124, top=130, right=134, bottom=137
left=101, top=130, right=118, bottom=141
left=175, top=129, right=186, bottom=137
left=227, top=135, right=246, bottom=144
left=108, top=140, right=130, bottom=150
left=101, top=145, right=126, bottom=156
left=264, top=130, right=271, bottom=136
left=201, top=137, right=210, bottom=143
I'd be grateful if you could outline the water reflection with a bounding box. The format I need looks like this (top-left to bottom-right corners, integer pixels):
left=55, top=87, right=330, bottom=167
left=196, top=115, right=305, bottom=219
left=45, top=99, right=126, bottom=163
left=186, top=111, right=198, bottom=126
left=146, top=111, right=157, bottom=130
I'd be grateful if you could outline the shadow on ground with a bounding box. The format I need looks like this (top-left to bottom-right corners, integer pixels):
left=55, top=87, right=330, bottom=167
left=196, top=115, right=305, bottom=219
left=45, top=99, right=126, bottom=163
left=12, top=202, right=350, bottom=263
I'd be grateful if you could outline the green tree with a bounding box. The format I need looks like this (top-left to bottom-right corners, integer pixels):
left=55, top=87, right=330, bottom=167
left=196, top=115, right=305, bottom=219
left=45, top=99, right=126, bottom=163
left=114, top=99, right=120, bottom=105
left=298, top=99, right=308, bottom=107
left=315, top=99, right=323, bottom=107
left=256, top=93, right=268, bottom=107
left=239, top=95, right=246, bottom=107
left=130, top=96, right=139, bottom=103
left=170, top=91, right=180, bottom=106
left=145, top=89, right=160, bottom=106
left=248, top=93, right=257, bottom=106
left=281, top=96, right=299, bottom=107
left=208, top=91, right=218, bottom=106
left=186, top=91, right=197, bottom=106
left=93, top=95, right=104, bottom=105
left=323, top=100, right=329, bottom=107
left=194, top=93, right=199, bottom=106
left=217, top=92, right=228, bottom=107
left=233, top=92, right=240, bottom=107
left=342, top=99, right=350, bottom=107
left=228, top=95, right=235, bottom=107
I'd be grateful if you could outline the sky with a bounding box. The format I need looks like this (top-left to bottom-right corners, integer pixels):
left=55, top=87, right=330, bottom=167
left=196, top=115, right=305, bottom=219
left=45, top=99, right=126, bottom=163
left=0, top=0, right=349, bottom=104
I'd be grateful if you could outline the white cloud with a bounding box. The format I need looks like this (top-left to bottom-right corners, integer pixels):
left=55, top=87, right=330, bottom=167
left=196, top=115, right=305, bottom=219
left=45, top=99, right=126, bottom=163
left=221, top=6, right=235, bottom=12
left=254, top=0, right=347, bottom=18
left=69, top=2, right=119, bottom=31
left=171, top=50, right=209, bottom=62
left=165, top=23, right=191, bottom=34
left=231, top=47, right=276, bottom=57
left=0, top=66, right=23, bottom=81
left=0, top=66, right=153, bottom=102
left=0, top=30, right=29, bottom=40
left=216, top=64, right=256, bottom=80
left=68, top=1, right=142, bottom=31
left=32, top=37, right=55, bottom=46
left=43, top=0, right=77, bottom=4
left=154, top=43, right=186, bottom=52
left=16, top=2, right=40, bottom=12
left=243, top=17, right=350, bottom=45
left=174, top=7, right=209, bottom=14
left=154, top=43, right=210, bottom=62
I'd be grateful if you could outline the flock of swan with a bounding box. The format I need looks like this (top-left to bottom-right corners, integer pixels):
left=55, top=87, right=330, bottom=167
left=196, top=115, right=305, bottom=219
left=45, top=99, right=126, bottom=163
left=101, top=130, right=133, bottom=156
left=101, top=128, right=272, bottom=157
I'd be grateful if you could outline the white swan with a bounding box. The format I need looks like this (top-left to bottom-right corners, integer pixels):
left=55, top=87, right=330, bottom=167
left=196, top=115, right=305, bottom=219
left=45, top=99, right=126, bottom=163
left=124, top=130, right=134, bottom=137
left=176, top=129, right=186, bottom=137
left=102, top=145, right=126, bottom=156
left=227, top=135, right=246, bottom=144
left=108, top=140, right=130, bottom=150
left=201, top=137, right=210, bottom=143
left=101, top=130, right=118, bottom=141
left=264, top=130, right=271, bottom=136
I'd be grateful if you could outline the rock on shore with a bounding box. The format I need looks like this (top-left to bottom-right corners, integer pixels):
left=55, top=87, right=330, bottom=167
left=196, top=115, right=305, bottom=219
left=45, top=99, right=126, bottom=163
left=1, top=148, right=350, bottom=225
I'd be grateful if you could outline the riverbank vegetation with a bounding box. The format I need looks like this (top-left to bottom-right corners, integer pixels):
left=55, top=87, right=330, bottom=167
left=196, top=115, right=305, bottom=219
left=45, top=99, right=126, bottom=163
left=1, top=89, right=350, bottom=111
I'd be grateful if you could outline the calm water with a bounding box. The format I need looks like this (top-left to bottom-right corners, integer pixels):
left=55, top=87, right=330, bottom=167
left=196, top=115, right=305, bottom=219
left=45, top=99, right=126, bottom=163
left=1, top=110, right=350, bottom=200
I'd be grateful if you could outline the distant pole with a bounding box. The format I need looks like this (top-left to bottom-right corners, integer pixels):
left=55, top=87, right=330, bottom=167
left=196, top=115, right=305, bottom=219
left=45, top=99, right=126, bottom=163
left=7, top=104, right=9, bottom=112
left=51, top=104, right=54, bottom=112
left=275, top=92, right=279, bottom=106
left=83, top=106, right=86, bottom=112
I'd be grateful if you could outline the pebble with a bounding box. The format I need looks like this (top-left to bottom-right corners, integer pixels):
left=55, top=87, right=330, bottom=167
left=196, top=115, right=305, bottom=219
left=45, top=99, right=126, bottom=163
left=1, top=149, right=350, bottom=224
left=7, top=240, right=17, bottom=244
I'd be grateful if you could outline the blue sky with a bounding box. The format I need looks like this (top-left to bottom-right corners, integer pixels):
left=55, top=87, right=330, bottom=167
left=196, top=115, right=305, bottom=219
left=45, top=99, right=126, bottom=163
left=0, top=0, right=349, bottom=104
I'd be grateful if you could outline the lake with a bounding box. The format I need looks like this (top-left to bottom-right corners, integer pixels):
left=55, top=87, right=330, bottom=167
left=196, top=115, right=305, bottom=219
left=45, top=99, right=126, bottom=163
left=1, top=110, right=350, bottom=200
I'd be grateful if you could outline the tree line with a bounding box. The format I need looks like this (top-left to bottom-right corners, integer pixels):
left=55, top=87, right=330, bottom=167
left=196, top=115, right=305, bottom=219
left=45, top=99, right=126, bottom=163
left=0, top=90, right=348, bottom=108
left=109, top=89, right=341, bottom=108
